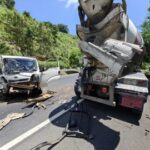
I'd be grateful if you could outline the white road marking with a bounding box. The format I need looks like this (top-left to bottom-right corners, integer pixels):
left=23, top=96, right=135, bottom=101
left=48, top=75, right=60, bottom=82
left=0, top=99, right=84, bottom=150
left=0, top=120, right=50, bottom=150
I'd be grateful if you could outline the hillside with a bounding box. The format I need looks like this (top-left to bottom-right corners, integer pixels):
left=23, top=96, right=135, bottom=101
left=0, top=1, right=149, bottom=70
left=0, top=3, right=81, bottom=68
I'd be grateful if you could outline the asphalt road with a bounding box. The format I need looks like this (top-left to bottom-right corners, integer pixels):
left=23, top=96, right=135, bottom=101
left=0, top=74, right=77, bottom=149
left=0, top=74, right=150, bottom=150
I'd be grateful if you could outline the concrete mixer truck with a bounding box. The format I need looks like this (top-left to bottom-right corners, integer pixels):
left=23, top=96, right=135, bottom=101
left=74, top=0, right=148, bottom=116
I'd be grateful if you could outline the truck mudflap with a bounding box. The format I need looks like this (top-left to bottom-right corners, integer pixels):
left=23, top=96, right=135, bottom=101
left=119, top=95, right=144, bottom=110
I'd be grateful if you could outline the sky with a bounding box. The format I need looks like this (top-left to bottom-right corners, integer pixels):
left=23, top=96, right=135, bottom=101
left=15, top=0, right=150, bottom=35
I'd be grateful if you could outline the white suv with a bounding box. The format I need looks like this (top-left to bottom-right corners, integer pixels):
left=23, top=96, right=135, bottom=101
left=0, top=55, right=42, bottom=99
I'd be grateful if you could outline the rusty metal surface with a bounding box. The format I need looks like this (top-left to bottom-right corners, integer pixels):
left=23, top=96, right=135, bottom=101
left=79, top=0, right=113, bottom=24
left=26, top=92, right=54, bottom=103
left=9, top=83, right=37, bottom=90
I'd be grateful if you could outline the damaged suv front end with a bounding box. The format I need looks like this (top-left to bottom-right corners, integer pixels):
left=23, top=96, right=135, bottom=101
left=0, top=55, right=42, bottom=99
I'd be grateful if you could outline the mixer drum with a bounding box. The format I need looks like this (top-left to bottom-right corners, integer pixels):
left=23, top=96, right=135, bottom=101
left=79, top=0, right=113, bottom=24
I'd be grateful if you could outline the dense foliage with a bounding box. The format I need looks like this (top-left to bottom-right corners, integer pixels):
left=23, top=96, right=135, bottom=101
left=0, top=0, right=15, bottom=9
left=142, top=8, right=150, bottom=71
left=57, top=24, right=69, bottom=34
left=0, top=1, right=81, bottom=68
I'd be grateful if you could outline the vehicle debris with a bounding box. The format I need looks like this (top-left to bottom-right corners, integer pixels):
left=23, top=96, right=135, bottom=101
left=26, top=91, right=54, bottom=103
left=25, top=90, right=55, bottom=109
left=145, top=129, right=150, bottom=136
left=35, top=103, right=46, bottom=109
left=0, top=113, right=25, bottom=130
left=145, top=114, right=150, bottom=120
left=0, top=90, right=56, bottom=130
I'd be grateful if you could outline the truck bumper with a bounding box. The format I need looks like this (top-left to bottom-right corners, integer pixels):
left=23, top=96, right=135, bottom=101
left=8, top=82, right=39, bottom=90
left=119, top=95, right=145, bottom=110
left=82, top=94, right=116, bottom=107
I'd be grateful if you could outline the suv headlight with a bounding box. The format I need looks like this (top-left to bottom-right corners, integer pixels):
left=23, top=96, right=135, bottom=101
left=30, top=74, right=40, bottom=82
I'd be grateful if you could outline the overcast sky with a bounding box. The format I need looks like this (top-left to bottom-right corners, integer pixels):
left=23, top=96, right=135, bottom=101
left=15, top=0, right=149, bottom=35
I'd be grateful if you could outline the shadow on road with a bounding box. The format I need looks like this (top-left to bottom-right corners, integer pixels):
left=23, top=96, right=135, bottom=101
left=0, top=92, right=28, bottom=104
left=0, top=91, right=44, bottom=104
left=49, top=97, right=122, bottom=150
left=49, top=96, right=140, bottom=125
left=47, top=96, right=142, bottom=150
left=87, top=100, right=141, bottom=126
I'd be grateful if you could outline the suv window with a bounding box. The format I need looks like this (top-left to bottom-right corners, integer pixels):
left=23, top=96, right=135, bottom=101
left=3, top=58, right=38, bottom=75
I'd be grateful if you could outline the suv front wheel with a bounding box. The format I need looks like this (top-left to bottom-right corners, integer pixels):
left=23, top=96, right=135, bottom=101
left=0, top=78, right=9, bottom=101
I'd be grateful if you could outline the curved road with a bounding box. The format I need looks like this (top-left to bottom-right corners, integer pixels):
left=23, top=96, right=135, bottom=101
left=0, top=74, right=150, bottom=150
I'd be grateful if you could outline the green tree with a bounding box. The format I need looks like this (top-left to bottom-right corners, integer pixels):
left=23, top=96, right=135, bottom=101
left=5, top=0, right=15, bottom=9
left=0, top=4, right=80, bottom=68
left=57, top=24, right=69, bottom=34
left=142, top=8, right=150, bottom=62
left=0, top=0, right=15, bottom=9
left=69, top=47, right=81, bottom=68
left=23, top=11, right=31, bottom=18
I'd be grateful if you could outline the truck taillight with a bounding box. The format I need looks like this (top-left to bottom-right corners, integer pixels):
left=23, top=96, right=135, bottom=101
left=137, top=80, right=146, bottom=87
left=121, top=79, right=147, bottom=87
left=101, top=87, right=108, bottom=94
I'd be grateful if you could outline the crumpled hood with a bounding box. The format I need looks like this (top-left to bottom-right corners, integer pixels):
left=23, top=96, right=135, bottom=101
left=6, top=72, right=40, bottom=82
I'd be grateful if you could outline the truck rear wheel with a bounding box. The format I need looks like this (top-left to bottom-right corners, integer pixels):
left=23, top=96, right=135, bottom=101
left=148, top=79, right=150, bottom=94
left=0, top=92, right=6, bottom=101
left=0, top=78, right=9, bottom=101
left=74, top=79, right=81, bottom=98
left=132, top=108, right=143, bottom=118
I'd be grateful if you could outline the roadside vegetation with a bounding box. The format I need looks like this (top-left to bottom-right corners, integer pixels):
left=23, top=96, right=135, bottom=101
left=0, top=0, right=81, bottom=69
left=0, top=1, right=149, bottom=70
left=142, top=7, right=150, bottom=73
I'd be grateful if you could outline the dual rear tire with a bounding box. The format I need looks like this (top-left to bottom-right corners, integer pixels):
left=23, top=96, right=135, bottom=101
left=74, top=79, right=81, bottom=98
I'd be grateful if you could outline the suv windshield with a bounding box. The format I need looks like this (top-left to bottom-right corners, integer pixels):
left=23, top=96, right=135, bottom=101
left=3, top=58, right=38, bottom=74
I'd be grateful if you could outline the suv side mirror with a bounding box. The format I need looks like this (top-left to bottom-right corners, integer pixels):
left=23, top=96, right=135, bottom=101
left=40, top=67, right=45, bottom=72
